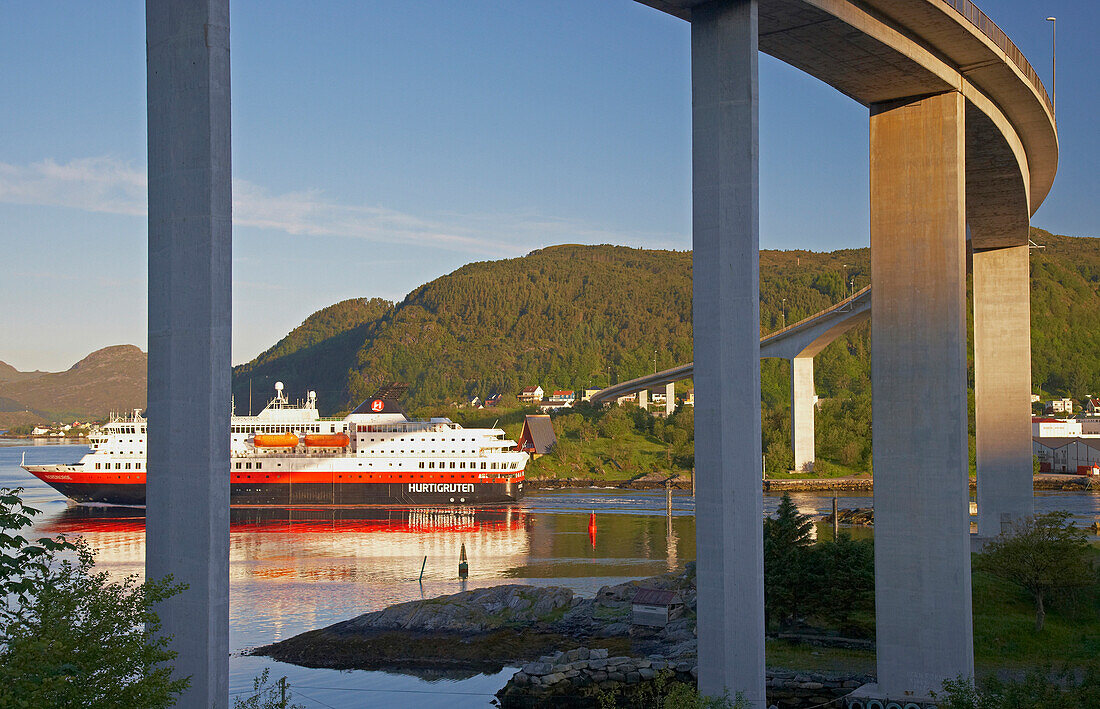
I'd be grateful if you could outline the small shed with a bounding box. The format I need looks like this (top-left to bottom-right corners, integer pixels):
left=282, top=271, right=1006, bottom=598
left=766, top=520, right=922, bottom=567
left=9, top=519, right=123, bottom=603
left=631, top=588, right=684, bottom=628
left=517, top=414, right=557, bottom=457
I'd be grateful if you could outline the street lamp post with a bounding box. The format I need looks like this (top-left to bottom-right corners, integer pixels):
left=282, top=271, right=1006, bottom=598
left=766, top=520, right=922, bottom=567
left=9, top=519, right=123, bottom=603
left=781, top=298, right=787, bottom=327
left=1046, top=16, right=1056, bottom=116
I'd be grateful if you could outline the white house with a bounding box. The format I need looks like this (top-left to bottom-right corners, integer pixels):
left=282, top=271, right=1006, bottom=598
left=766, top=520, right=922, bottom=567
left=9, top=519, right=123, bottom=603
left=1046, top=398, right=1074, bottom=414
left=519, top=386, right=544, bottom=403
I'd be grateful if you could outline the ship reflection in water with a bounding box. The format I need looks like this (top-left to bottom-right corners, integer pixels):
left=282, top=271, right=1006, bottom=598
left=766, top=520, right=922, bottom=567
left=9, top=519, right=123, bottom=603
left=40, top=505, right=532, bottom=582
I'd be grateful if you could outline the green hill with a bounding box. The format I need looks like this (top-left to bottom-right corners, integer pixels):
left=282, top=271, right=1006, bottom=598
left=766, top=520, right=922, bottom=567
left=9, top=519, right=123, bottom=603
left=233, top=298, right=392, bottom=413
left=232, top=229, right=1100, bottom=474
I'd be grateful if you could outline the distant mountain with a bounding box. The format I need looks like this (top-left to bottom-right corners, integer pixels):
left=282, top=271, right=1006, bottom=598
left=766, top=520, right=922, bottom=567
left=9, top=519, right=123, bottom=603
left=0, top=345, right=147, bottom=419
left=0, top=361, right=48, bottom=384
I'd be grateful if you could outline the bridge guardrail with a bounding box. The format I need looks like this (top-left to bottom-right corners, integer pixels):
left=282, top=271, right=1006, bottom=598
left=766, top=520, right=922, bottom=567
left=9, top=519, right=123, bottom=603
left=944, top=0, right=1054, bottom=118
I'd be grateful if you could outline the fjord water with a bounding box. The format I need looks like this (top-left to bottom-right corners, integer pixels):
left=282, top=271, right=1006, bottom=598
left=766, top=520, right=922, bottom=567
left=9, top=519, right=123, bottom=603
left=3, top=442, right=1098, bottom=707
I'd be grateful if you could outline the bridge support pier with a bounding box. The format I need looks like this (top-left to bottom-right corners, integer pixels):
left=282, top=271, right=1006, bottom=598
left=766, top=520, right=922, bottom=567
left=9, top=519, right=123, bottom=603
left=146, top=0, right=232, bottom=706
left=868, top=91, right=973, bottom=699
left=691, top=0, right=765, bottom=704
left=790, top=357, right=814, bottom=473
left=638, top=388, right=649, bottom=411
left=973, top=245, right=1033, bottom=537
left=665, top=382, right=676, bottom=416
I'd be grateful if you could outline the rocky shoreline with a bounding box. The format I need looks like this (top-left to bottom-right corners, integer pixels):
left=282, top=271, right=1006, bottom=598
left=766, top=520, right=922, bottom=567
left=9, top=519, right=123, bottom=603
left=530, top=474, right=1095, bottom=492
left=254, top=564, right=873, bottom=707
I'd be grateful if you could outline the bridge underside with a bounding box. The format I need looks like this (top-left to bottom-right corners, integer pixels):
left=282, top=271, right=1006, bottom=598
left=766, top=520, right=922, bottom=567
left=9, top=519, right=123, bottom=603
left=631, top=0, right=1052, bottom=703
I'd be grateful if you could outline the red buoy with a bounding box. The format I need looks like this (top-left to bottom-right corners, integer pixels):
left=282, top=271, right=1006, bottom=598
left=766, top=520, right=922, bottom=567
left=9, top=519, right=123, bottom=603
left=588, top=511, right=597, bottom=547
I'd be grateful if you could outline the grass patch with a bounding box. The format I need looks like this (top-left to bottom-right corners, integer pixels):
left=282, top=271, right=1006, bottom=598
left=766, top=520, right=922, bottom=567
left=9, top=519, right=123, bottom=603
left=972, top=546, right=1100, bottom=671
left=765, top=639, right=875, bottom=675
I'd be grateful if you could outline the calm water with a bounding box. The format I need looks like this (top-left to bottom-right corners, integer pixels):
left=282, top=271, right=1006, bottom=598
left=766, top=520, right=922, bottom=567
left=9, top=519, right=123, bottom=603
left=3, top=441, right=1098, bottom=707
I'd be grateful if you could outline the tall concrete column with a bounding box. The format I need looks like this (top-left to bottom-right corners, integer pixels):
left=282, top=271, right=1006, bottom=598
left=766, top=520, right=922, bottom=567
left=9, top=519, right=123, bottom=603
left=638, top=388, right=649, bottom=411
left=869, top=91, right=973, bottom=698
left=790, top=357, right=815, bottom=473
left=665, top=381, right=676, bottom=416
left=691, top=0, right=765, bottom=704
left=973, top=245, right=1033, bottom=537
left=146, top=1, right=231, bottom=706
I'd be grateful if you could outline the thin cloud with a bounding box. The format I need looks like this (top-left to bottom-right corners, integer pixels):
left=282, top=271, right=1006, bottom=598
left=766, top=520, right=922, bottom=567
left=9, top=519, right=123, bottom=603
left=0, top=156, right=684, bottom=256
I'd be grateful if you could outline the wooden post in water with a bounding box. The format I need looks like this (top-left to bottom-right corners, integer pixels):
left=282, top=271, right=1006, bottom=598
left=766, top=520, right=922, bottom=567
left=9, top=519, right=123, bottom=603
left=832, top=495, right=839, bottom=540
left=419, top=555, right=427, bottom=582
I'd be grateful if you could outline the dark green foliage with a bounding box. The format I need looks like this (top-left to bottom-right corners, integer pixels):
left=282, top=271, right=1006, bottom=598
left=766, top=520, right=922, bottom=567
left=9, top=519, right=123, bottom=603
left=233, top=297, right=392, bottom=412
left=763, top=493, right=815, bottom=628
left=0, top=488, right=189, bottom=708
left=763, top=494, right=876, bottom=635
left=937, top=667, right=1100, bottom=709
left=974, top=511, right=1096, bottom=632
left=807, top=533, right=875, bottom=634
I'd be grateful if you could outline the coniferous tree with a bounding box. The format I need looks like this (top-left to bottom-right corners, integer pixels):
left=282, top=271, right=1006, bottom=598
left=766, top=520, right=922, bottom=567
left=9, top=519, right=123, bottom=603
left=763, top=493, right=815, bottom=629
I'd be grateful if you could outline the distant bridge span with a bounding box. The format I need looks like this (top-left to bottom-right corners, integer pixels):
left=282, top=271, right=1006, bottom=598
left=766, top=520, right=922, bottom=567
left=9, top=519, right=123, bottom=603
left=589, top=286, right=871, bottom=471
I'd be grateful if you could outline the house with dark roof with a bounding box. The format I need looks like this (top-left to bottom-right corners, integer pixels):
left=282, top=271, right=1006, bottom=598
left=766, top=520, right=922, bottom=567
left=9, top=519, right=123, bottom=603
left=631, top=588, right=684, bottom=627
left=1086, top=398, right=1100, bottom=415
left=517, top=414, right=556, bottom=457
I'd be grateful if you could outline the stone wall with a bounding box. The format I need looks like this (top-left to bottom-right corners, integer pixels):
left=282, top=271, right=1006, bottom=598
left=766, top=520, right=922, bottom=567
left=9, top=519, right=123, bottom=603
left=497, top=646, right=870, bottom=708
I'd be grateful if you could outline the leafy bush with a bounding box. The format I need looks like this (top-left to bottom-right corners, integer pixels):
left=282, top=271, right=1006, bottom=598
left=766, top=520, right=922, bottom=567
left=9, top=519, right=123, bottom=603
left=0, top=488, right=188, bottom=708
left=937, top=667, right=1100, bottom=709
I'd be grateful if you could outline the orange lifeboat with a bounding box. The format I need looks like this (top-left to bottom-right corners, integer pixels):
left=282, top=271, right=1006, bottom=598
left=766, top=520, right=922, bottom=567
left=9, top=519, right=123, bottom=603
left=253, top=433, right=299, bottom=448
left=303, top=433, right=350, bottom=447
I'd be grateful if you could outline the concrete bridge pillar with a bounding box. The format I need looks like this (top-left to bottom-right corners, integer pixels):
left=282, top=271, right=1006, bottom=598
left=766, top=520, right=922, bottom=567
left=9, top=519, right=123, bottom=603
left=691, top=0, right=765, bottom=704
left=790, top=357, right=814, bottom=473
left=665, top=381, right=676, bottom=416
left=638, top=388, right=649, bottom=411
left=869, top=91, right=974, bottom=698
left=973, top=245, right=1033, bottom=537
left=146, top=0, right=231, bottom=706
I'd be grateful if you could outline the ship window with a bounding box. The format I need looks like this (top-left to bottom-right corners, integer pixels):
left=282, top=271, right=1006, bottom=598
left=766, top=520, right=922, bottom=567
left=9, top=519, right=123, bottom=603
left=256, top=463, right=262, bottom=469
left=125, top=463, right=131, bottom=470
left=95, top=463, right=100, bottom=470
left=450, top=462, right=456, bottom=469
left=481, top=462, right=487, bottom=469
left=235, top=463, right=241, bottom=469
left=460, top=462, right=465, bottom=469
left=419, top=462, right=424, bottom=469
left=116, top=463, right=122, bottom=469
left=428, top=462, right=434, bottom=469
left=246, top=462, right=252, bottom=469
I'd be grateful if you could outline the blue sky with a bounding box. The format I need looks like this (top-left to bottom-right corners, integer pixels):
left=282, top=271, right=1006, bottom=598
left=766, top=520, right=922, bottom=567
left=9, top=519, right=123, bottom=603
left=1, top=0, right=1095, bottom=370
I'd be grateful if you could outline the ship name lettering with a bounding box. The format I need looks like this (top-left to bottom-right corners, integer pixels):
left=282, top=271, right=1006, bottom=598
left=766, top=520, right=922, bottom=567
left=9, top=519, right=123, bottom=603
left=407, top=483, right=474, bottom=493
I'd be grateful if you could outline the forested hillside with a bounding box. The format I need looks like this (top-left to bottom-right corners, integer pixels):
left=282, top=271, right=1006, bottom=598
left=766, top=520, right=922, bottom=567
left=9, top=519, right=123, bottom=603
left=232, top=229, right=1099, bottom=474
left=233, top=298, right=392, bottom=412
